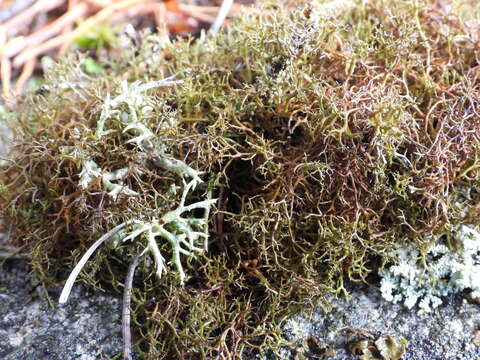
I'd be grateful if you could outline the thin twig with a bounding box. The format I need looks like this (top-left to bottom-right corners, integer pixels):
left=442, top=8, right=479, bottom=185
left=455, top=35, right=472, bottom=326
left=4, top=3, right=88, bottom=59
left=15, top=56, right=36, bottom=95
left=58, top=0, right=151, bottom=57
left=83, top=0, right=112, bottom=7
left=122, top=252, right=142, bottom=360
left=13, top=0, right=150, bottom=66
left=0, top=0, right=64, bottom=38
left=110, top=2, right=165, bottom=19
left=153, top=3, right=168, bottom=39
left=13, top=4, right=49, bottom=95
left=210, top=0, right=234, bottom=35
left=59, top=220, right=136, bottom=304
left=1, top=55, right=12, bottom=102
left=62, top=0, right=79, bottom=36
left=178, top=5, right=216, bottom=24
left=0, top=0, right=36, bottom=25
left=13, top=32, right=69, bottom=68
left=179, top=3, right=243, bottom=25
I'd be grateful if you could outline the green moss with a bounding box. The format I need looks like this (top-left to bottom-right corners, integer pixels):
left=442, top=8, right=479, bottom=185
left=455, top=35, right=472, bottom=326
left=1, top=0, right=480, bottom=358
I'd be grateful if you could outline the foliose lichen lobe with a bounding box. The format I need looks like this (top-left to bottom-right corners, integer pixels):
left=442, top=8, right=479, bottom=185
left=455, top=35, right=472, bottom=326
left=1, top=0, right=480, bottom=357
left=380, top=224, right=480, bottom=312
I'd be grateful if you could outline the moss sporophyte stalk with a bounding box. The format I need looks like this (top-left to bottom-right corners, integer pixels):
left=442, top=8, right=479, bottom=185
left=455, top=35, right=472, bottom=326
left=1, top=0, right=480, bottom=358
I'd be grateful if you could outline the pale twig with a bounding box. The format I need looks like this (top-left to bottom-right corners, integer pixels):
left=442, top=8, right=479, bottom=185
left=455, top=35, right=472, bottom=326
left=122, top=251, right=143, bottom=360
left=153, top=3, right=168, bottom=39
left=178, top=6, right=216, bottom=24
left=83, top=0, right=111, bottom=8
left=0, top=0, right=64, bottom=38
left=210, top=0, right=234, bottom=35
left=1, top=55, right=12, bottom=102
left=68, top=0, right=78, bottom=8
left=182, top=4, right=244, bottom=16
left=0, top=0, right=36, bottom=26
left=61, top=0, right=79, bottom=39
left=15, top=57, right=36, bottom=95
left=13, top=0, right=150, bottom=67
left=4, top=3, right=88, bottom=59
left=108, top=2, right=166, bottom=22
left=57, top=0, right=152, bottom=57
left=13, top=32, right=70, bottom=68
left=59, top=220, right=136, bottom=304
left=179, top=4, right=244, bottom=25
left=13, top=5, right=48, bottom=95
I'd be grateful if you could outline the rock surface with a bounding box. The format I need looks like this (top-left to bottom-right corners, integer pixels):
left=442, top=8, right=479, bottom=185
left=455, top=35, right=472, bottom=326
left=0, top=259, right=124, bottom=360
left=1, top=258, right=479, bottom=360
left=279, top=284, right=480, bottom=360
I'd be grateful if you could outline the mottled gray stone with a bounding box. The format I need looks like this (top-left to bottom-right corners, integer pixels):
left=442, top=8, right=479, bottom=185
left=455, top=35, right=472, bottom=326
left=276, top=283, right=480, bottom=360
left=1, top=259, right=479, bottom=360
left=0, top=260, right=124, bottom=360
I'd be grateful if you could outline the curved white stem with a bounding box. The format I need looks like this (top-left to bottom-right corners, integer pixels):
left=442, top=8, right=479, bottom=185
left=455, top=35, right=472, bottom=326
left=210, top=0, right=234, bottom=35
left=59, top=220, right=135, bottom=304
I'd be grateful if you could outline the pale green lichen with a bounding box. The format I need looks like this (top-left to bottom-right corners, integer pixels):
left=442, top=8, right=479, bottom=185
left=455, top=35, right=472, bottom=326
left=59, top=176, right=215, bottom=304
left=59, top=77, right=216, bottom=304
left=120, top=180, right=215, bottom=282
left=95, top=77, right=182, bottom=140
left=78, top=159, right=138, bottom=199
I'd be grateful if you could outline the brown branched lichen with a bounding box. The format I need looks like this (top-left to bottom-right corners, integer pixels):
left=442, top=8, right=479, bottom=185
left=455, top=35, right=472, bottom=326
left=1, top=0, right=480, bottom=358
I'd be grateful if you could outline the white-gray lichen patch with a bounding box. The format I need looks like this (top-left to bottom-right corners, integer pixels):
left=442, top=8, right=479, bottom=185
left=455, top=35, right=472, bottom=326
left=379, top=224, right=480, bottom=312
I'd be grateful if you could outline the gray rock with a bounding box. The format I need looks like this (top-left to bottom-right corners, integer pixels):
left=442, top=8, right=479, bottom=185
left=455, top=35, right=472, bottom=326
left=277, top=283, right=480, bottom=360
left=0, top=260, right=124, bottom=360
left=1, top=259, right=479, bottom=360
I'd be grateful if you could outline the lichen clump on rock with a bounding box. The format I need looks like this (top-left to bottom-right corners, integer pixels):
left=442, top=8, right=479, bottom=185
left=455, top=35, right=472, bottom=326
left=379, top=224, right=480, bottom=312
left=1, top=0, right=480, bottom=358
